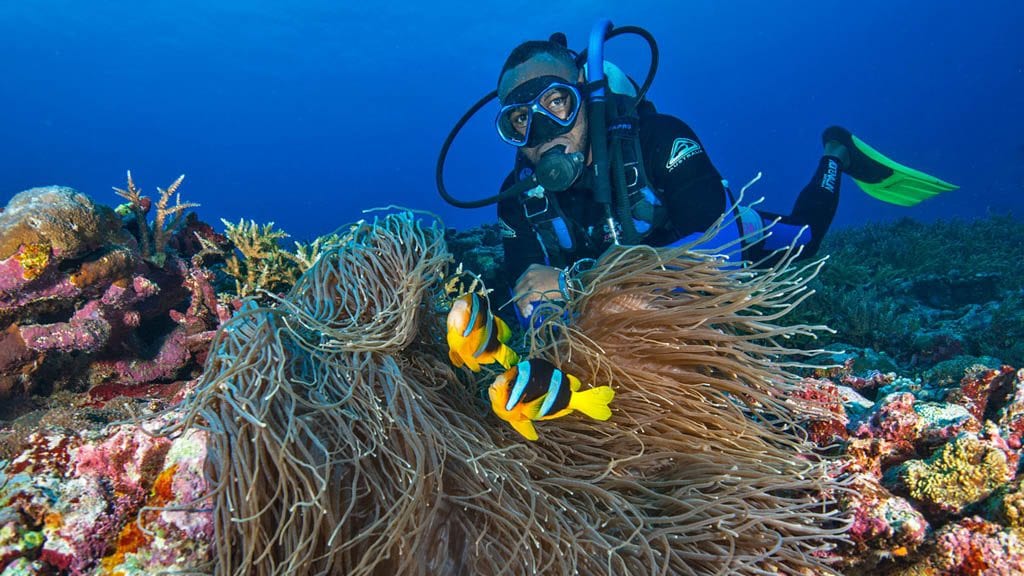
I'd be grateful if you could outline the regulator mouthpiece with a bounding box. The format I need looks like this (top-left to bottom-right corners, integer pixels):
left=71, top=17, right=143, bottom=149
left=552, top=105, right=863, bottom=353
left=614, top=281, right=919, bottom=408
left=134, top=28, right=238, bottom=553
left=536, top=146, right=585, bottom=192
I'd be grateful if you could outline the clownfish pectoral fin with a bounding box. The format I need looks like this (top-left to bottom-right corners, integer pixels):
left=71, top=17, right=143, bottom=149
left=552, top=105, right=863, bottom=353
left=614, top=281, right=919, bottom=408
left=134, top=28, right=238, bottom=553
left=508, top=418, right=539, bottom=441
left=463, top=354, right=482, bottom=372
left=448, top=348, right=464, bottom=368
left=495, top=315, right=513, bottom=343
left=495, top=344, right=520, bottom=370
left=569, top=386, right=615, bottom=421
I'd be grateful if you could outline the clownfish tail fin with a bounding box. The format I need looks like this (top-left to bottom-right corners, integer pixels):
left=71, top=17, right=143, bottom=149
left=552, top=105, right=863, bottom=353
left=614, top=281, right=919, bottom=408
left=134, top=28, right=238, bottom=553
left=569, top=386, right=615, bottom=421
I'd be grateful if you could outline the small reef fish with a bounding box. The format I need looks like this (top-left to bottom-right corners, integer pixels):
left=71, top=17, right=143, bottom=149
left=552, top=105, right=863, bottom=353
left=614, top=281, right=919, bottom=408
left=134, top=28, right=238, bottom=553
left=446, top=293, right=519, bottom=372
left=488, top=358, right=615, bottom=441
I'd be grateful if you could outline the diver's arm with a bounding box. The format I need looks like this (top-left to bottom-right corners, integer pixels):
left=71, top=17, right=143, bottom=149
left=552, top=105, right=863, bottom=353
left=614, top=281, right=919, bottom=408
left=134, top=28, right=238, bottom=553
left=497, top=175, right=548, bottom=284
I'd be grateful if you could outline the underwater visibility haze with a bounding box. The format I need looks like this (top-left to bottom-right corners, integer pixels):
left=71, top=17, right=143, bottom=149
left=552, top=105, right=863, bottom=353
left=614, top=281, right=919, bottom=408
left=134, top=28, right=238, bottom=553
left=1, top=0, right=1022, bottom=237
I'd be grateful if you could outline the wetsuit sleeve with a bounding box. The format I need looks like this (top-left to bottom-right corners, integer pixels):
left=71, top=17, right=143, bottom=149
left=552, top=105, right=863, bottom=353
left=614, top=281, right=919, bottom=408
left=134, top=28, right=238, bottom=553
left=497, top=172, right=546, bottom=283
left=642, top=115, right=729, bottom=242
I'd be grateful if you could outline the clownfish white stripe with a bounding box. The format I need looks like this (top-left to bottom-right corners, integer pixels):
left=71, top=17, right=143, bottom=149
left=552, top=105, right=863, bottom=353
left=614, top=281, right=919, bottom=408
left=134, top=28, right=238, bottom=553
left=463, top=293, right=480, bottom=338
left=537, top=369, right=563, bottom=417
left=507, top=362, right=531, bottom=412
left=472, top=306, right=494, bottom=358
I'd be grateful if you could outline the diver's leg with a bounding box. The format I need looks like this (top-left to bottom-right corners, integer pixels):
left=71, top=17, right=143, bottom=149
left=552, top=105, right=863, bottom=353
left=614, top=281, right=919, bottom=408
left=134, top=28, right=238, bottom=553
left=743, top=154, right=843, bottom=262
left=785, top=154, right=843, bottom=257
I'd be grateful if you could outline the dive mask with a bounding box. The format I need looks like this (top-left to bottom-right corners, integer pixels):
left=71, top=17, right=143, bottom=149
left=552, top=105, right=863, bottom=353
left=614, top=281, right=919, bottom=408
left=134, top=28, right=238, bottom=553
left=496, top=76, right=582, bottom=148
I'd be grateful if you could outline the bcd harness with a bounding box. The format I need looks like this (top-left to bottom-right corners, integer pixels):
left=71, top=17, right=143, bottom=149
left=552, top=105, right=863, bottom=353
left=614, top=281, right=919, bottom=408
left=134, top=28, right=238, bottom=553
left=510, top=91, right=671, bottom=268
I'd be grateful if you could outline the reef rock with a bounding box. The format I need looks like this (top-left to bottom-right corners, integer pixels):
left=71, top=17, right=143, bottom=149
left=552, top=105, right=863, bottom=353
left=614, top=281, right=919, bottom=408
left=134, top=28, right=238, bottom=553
left=0, top=185, right=228, bottom=404
left=0, top=186, right=129, bottom=264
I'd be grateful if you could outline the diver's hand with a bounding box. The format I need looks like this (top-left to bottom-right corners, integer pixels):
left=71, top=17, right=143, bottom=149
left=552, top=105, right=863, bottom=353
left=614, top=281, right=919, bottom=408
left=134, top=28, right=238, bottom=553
left=513, top=264, right=563, bottom=318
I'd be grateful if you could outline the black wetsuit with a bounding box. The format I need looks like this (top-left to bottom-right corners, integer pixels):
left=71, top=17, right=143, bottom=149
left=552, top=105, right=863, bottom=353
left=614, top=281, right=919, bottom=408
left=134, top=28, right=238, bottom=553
left=497, top=112, right=842, bottom=282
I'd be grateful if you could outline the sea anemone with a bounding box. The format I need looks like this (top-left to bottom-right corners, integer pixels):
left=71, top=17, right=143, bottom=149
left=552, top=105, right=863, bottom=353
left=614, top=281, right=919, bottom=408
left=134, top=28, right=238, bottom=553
left=158, top=210, right=850, bottom=575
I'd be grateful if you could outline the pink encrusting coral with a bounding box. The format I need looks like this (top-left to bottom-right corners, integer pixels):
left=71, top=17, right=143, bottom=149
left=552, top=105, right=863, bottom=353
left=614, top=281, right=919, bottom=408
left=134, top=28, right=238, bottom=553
left=792, top=377, right=850, bottom=446
left=994, top=368, right=1024, bottom=450
left=841, top=473, right=929, bottom=559
left=948, top=365, right=1018, bottom=423
left=933, top=517, right=1024, bottom=574
left=17, top=277, right=157, bottom=355
left=0, top=416, right=212, bottom=573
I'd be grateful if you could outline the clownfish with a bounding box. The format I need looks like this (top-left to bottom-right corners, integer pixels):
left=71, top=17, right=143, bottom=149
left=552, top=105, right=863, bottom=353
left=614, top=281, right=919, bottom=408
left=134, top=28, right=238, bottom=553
left=446, top=293, right=519, bottom=372
left=488, top=358, right=615, bottom=441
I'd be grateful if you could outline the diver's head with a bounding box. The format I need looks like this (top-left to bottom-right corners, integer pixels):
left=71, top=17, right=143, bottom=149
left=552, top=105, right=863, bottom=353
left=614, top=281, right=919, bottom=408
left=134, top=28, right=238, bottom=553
left=496, top=41, right=589, bottom=166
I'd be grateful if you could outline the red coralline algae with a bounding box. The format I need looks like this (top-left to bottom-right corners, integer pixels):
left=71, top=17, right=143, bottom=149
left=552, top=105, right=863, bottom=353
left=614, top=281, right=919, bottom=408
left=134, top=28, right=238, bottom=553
left=842, top=474, right=929, bottom=557
left=842, top=369, right=896, bottom=395
left=871, top=393, right=926, bottom=444
left=933, top=516, right=1024, bottom=575
left=74, top=425, right=172, bottom=499
left=996, top=369, right=1024, bottom=450
left=6, top=433, right=82, bottom=476
left=792, top=377, right=849, bottom=446
left=0, top=419, right=212, bottom=574
left=803, top=359, right=1024, bottom=572
left=949, top=366, right=1018, bottom=423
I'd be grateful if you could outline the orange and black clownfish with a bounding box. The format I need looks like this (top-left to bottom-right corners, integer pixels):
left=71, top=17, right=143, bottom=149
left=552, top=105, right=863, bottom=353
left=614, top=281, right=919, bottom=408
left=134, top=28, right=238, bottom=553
left=488, top=358, right=615, bottom=441
left=446, top=293, right=519, bottom=372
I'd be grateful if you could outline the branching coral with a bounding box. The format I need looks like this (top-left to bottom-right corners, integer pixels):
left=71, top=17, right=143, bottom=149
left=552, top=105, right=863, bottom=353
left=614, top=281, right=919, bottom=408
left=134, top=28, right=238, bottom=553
left=113, top=171, right=198, bottom=266
left=220, top=218, right=293, bottom=297
left=218, top=219, right=337, bottom=299
left=158, top=210, right=850, bottom=576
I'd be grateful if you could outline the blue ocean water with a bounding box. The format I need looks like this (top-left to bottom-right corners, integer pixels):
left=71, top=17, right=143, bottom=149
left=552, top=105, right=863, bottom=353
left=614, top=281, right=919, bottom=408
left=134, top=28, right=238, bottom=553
left=1, top=1, right=1021, bottom=242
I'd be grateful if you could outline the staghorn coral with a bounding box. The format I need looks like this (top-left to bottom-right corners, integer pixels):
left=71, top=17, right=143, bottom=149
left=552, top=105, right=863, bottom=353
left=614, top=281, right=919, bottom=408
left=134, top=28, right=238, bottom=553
left=219, top=218, right=300, bottom=298
left=156, top=210, right=850, bottom=576
left=288, top=231, right=342, bottom=271
left=216, top=218, right=343, bottom=300
left=113, top=171, right=199, bottom=267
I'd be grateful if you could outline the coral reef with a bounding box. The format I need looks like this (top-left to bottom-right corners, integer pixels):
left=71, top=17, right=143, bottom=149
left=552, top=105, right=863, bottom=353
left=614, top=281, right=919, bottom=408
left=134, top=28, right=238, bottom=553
left=0, top=181, right=230, bottom=406
left=2, top=204, right=1023, bottom=574
left=791, top=214, right=1024, bottom=370
left=804, top=358, right=1024, bottom=574
left=0, top=413, right=212, bottom=573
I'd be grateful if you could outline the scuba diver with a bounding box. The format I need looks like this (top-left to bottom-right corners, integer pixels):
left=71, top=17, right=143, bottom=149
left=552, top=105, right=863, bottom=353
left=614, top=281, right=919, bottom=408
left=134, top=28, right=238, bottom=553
left=436, top=21, right=958, bottom=321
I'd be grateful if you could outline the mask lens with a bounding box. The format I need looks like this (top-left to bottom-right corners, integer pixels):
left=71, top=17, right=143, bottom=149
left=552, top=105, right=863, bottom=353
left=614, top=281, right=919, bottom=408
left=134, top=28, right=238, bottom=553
left=538, top=85, right=578, bottom=124
left=497, top=105, right=531, bottom=146
left=495, top=80, right=581, bottom=147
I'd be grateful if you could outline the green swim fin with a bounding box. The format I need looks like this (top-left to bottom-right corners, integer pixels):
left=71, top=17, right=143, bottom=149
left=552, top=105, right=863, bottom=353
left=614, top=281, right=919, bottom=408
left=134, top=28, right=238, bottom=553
left=823, top=126, right=959, bottom=206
